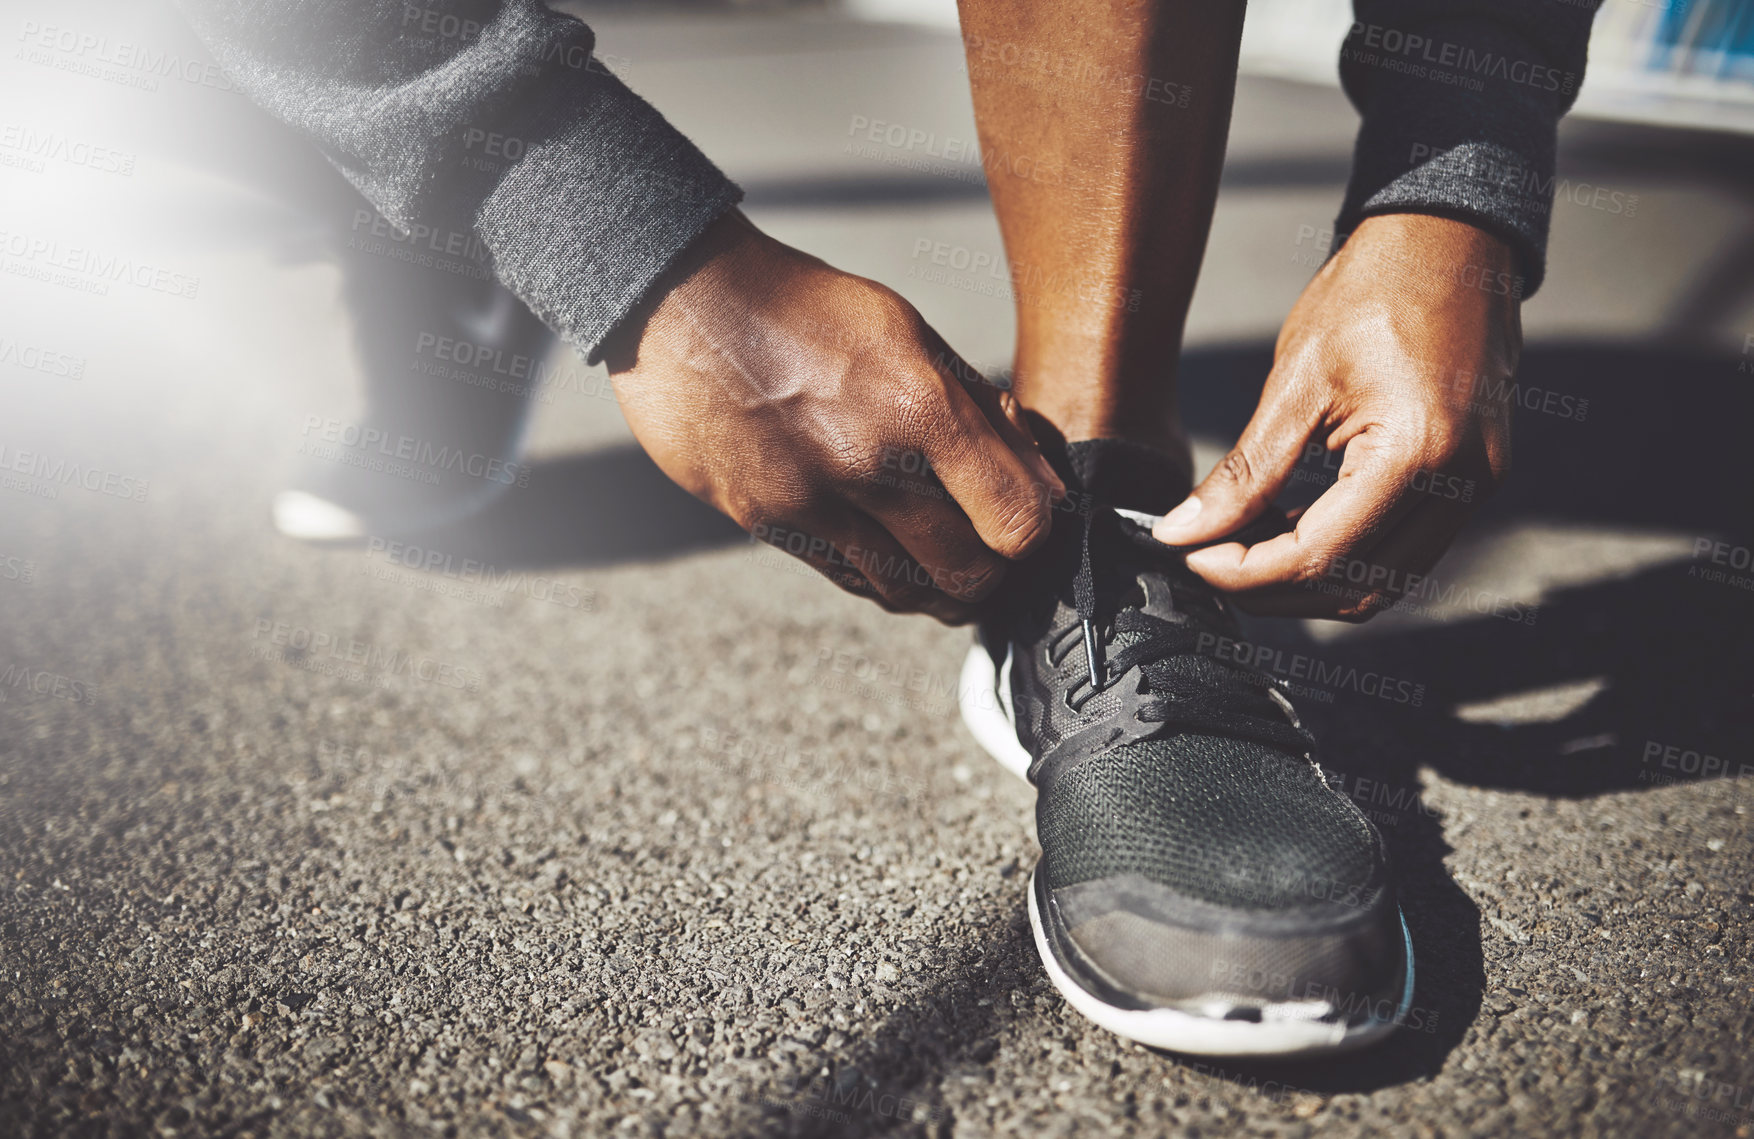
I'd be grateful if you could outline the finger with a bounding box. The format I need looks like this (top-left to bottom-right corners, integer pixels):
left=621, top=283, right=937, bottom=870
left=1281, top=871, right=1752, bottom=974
left=751, top=516, right=974, bottom=623
left=919, top=381, right=1061, bottom=562
left=1219, top=498, right=1459, bottom=620
left=1301, top=493, right=1477, bottom=619
left=964, top=377, right=1066, bottom=504
left=837, top=510, right=984, bottom=622
left=863, top=486, right=1012, bottom=605
left=1182, top=428, right=1426, bottom=596
left=918, top=330, right=1066, bottom=505
left=1152, top=371, right=1313, bottom=546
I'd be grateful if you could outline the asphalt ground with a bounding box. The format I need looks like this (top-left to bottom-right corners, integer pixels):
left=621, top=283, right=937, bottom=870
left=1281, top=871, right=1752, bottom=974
left=2, top=4, right=1753, bottom=1136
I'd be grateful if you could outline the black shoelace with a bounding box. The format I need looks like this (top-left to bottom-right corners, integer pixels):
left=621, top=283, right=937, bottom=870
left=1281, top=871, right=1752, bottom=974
left=1058, top=497, right=1313, bottom=752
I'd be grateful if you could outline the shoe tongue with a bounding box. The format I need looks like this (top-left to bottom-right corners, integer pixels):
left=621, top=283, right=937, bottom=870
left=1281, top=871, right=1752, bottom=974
left=1011, top=433, right=1202, bottom=626
left=1062, top=438, right=1192, bottom=515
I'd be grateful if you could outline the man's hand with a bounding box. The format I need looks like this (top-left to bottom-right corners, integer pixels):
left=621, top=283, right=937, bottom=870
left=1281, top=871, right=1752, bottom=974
left=604, top=210, right=1064, bottom=624
left=1152, top=214, right=1520, bottom=619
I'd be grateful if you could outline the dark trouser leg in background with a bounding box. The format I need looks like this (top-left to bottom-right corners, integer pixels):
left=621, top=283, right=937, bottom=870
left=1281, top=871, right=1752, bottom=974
left=142, top=0, right=554, bottom=542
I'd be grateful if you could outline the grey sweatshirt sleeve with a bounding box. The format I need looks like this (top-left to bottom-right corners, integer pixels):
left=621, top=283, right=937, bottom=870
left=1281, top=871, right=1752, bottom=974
left=174, top=0, right=742, bottom=362
left=1336, top=0, right=1603, bottom=295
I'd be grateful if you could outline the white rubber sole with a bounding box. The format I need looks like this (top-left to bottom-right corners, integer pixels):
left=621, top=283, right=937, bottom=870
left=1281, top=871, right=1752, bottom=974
left=959, top=643, right=1417, bottom=1057
left=957, top=642, right=1032, bottom=780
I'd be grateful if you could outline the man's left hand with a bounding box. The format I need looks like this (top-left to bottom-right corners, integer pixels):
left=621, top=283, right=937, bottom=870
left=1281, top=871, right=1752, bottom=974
left=1152, top=213, right=1521, bottom=620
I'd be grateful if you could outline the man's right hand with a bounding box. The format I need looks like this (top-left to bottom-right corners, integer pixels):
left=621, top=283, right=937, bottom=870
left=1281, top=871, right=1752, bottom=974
left=603, top=210, right=1064, bottom=624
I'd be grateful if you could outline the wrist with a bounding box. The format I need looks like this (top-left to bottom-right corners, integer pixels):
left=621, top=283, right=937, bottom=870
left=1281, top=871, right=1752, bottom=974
left=1348, top=214, right=1526, bottom=304
left=601, top=207, right=771, bottom=371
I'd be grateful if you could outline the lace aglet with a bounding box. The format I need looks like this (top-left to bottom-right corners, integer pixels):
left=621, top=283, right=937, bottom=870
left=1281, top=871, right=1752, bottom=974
left=1081, top=618, right=1105, bottom=691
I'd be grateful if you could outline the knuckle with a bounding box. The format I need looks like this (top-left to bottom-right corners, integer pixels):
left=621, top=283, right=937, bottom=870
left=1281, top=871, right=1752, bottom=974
left=943, top=555, right=1007, bottom=603
left=984, top=492, right=1052, bottom=559
left=1404, top=413, right=1474, bottom=465
left=864, top=283, right=922, bottom=331
left=885, top=303, right=935, bottom=357
left=1290, top=554, right=1330, bottom=587
left=1216, top=447, right=1256, bottom=488
left=889, top=378, right=953, bottom=441
left=820, top=433, right=885, bottom=488
left=831, top=276, right=918, bottom=347
left=835, top=456, right=888, bottom=498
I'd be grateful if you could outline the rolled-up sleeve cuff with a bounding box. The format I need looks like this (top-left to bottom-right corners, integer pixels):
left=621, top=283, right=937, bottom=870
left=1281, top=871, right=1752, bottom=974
left=474, top=62, right=742, bottom=363
left=1333, top=18, right=1580, bottom=296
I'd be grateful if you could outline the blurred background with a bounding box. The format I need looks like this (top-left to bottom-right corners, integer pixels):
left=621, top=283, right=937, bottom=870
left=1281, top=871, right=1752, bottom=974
left=2, top=1, right=1751, bottom=1135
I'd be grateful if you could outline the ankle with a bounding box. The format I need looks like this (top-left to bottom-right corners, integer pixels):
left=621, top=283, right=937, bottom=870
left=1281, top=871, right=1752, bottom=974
left=1025, top=403, right=1194, bottom=488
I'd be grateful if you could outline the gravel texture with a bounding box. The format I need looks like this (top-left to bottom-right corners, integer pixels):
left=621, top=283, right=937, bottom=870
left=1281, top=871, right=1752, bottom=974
left=3, top=4, right=1753, bottom=1136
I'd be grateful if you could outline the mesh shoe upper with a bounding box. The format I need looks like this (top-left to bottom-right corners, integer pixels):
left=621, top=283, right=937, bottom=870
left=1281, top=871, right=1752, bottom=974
left=988, top=438, right=1404, bottom=1014
left=1037, top=733, right=1385, bottom=912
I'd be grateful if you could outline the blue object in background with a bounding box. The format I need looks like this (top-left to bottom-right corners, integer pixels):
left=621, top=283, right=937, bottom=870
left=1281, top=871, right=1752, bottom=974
left=1650, top=0, right=1754, bottom=81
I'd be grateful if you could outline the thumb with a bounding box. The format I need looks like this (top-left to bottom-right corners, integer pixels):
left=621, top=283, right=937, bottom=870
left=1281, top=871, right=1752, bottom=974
left=1153, top=397, right=1311, bottom=546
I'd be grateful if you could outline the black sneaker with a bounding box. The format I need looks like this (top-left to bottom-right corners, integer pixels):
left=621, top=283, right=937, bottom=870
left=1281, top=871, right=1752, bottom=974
left=959, top=438, right=1413, bottom=1056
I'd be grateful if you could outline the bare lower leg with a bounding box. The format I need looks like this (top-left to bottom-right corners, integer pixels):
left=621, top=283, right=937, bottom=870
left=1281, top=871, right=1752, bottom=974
left=956, top=0, right=1246, bottom=473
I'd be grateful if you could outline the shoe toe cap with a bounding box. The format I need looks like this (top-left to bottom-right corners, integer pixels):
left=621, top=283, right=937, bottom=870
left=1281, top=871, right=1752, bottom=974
left=1046, top=873, right=1407, bottom=1016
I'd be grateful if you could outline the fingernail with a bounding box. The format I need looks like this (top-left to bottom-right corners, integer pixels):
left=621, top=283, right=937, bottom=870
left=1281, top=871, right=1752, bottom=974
left=1154, top=495, right=1201, bottom=539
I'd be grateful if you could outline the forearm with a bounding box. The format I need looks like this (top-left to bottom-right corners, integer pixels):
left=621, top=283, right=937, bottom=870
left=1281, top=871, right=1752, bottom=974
left=175, top=0, right=742, bottom=360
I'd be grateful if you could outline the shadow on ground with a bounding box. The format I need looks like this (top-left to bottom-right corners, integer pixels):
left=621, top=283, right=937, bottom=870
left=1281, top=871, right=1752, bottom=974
left=413, top=445, right=746, bottom=568
left=1178, top=339, right=1754, bottom=795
